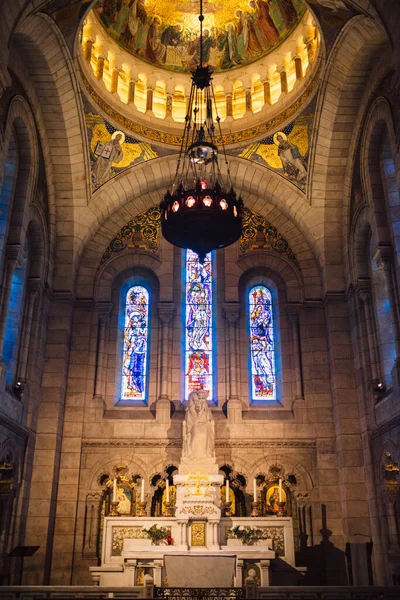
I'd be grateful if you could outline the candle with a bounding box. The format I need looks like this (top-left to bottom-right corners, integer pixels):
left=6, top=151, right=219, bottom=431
left=225, top=479, right=229, bottom=503
left=253, top=478, right=257, bottom=501
left=141, top=478, right=145, bottom=503
left=166, top=479, right=170, bottom=503
left=279, top=478, right=282, bottom=503
left=113, top=478, right=117, bottom=502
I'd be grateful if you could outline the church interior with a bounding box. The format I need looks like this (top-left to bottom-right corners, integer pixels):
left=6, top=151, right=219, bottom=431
left=1, top=0, right=400, bottom=595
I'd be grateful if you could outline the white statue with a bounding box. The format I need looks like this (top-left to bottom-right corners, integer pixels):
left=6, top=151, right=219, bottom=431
left=182, top=390, right=215, bottom=460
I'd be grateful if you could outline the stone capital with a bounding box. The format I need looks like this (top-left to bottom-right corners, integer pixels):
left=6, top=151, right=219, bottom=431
left=223, top=303, right=240, bottom=324
left=158, top=302, right=175, bottom=324
left=95, top=301, right=113, bottom=320
left=285, top=303, right=301, bottom=323
left=373, top=245, right=393, bottom=271
left=5, top=243, right=26, bottom=268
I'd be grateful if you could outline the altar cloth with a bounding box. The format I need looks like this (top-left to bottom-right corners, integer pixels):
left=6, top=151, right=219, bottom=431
left=164, top=554, right=236, bottom=588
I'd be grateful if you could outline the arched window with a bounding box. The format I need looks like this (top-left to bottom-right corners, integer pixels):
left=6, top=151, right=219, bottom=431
left=185, top=250, right=213, bottom=401
left=120, top=285, right=150, bottom=402
left=248, top=285, right=276, bottom=401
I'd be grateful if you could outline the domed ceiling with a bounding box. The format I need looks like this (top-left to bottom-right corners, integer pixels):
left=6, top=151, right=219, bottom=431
left=94, top=0, right=306, bottom=73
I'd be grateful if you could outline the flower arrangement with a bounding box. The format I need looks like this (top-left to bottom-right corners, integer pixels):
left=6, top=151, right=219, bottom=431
left=228, top=525, right=269, bottom=545
left=142, top=524, right=169, bottom=544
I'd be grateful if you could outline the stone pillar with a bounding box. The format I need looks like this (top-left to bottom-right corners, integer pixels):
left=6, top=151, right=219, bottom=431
left=357, top=285, right=381, bottom=383
left=260, top=559, right=270, bottom=586
left=236, top=559, right=243, bottom=587
left=280, top=69, right=288, bottom=94
left=157, top=302, right=175, bottom=422
left=153, top=560, right=163, bottom=586
left=166, top=93, right=173, bottom=118
left=263, top=79, right=271, bottom=105
left=245, top=88, right=252, bottom=115
left=324, top=292, right=371, bottom=542
left=128, top=79, right=137, bottom=104
left=0, top=244, right=25, bottom=377
left=385, top=489, right=400, bottom=552
left=82, top=493, right=102, bottom=559
left=16, top=284, right=41, bottom=386
left=295, top=56, right=303, bottom=79
left=93, top=305, right=111, bottom=401
left=223, top=303, right=242, bottom=422
left=226, top=92, right=233, bottom=118
left=146, top=86, right=154, bottom=113
left=95, top=56, right=104, bottom=80
left=287, top=306, right=304, bottom=403
left=125, top=559, right=137, bottom=586
left=83, top=39, right=93, bottom=62
left=23, top=291, right=74, bottom=584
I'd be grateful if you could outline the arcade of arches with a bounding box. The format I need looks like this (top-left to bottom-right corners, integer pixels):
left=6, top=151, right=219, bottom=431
left=0, top=0, right=400, bottom=590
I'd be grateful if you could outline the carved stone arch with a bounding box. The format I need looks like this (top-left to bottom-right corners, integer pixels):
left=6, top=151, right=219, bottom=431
left=349, top=204, right=373, bottom=283
left=308, top=13, right=388, bottom=290
left=236, top=251, right=305, bottom=303
left=13, top=12, right=90, bottom=290
left=94, top=250, right=163, bottom=302
left=76, top=155, right=320, bottom=291
left=1, top=95, right=39, bottom=248
left=249, top=453, right=315, bottom=491
left=360, top=97, right=399, bottom=248
left=84, top=454, right=148, bottom=491
left=24, top=201, right=50, bottom=283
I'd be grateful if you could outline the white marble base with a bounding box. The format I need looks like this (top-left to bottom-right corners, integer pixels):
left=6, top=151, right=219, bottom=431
left=164, top=554, right=236, bottom=587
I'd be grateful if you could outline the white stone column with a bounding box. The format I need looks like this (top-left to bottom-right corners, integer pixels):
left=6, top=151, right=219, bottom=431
left=93, top=305, right=111, bottom=401
left=157, top=302, right=175, bottom=422
left=287, top=306, right=304, bottom=402
left=16, top=283, right=41, bottom=386
left=223, top=303, right=242, bottom=422
left=125, top=559, right=137, bottom=586
left=357, top=286, right=381, bottom=383
left=260, top=559, right=271, bottom=586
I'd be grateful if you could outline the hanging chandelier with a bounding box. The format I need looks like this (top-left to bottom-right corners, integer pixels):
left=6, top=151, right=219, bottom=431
left=160, top=0, right=244, bottom=264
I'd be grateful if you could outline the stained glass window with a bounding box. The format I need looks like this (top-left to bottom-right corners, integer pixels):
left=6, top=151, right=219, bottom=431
left=249, top=285, right=276, bottom=400
left=185, top=249, right=213, bottom=401
left=121, top=285, right=149, bottom=401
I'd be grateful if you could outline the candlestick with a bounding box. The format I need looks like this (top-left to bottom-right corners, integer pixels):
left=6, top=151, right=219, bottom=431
left=253, top=478, right=257, bottom=501
left=137, top=500, right=147, bottom=517
left=251, top=501, right=259, bottom=518
left=279, top=478, right=282, bottom=503
left=223, top=500, right=233, bottom=517
left=225, top=479, right=229, bottom=503
left=113, top=478, right=117, bottom=502
left=166, top=479, right=170, bottom=503
left=141, top=478, right=145, bottom=503
left=110, top=500, right=120, bottom=516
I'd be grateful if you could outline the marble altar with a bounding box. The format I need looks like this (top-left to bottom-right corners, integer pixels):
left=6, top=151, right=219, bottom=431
left=89, top=393, right=294, bottom=588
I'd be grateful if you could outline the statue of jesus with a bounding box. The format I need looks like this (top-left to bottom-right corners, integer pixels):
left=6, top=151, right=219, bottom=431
left=182, top=390, right=215, bottom=461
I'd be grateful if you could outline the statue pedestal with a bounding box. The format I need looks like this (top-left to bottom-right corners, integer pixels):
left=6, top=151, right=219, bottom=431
left=174, top=472, right=223, bottom=518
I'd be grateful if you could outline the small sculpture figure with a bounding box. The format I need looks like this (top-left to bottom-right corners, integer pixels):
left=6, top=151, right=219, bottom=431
left=182, top=390, right=215, bottom=460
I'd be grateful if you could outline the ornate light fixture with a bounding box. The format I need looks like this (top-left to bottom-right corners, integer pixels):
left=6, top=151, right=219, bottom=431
left=160, top=0, right=244, bottom=263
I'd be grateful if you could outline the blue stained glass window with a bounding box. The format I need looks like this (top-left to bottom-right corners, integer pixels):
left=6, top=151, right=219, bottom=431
left=249, top=285, right=276, bottom=400
left=121, top=285, right=149, bottom=401
left=185, top=249, right=213, bottom=401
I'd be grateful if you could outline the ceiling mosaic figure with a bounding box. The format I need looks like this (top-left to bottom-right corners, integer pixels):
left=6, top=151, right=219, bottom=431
left=94, top=0, right=306, bottom=73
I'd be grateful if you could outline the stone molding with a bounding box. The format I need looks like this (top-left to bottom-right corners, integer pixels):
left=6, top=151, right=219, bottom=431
left=370, top=414, right=400, bottom=440
left=0, top=413, right=29, bottom=440
left=82, top=439, right=316, bottom=449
